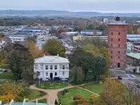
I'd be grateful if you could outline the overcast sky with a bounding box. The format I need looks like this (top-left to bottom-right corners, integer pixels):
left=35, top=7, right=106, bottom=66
left=0, top=0, right=139, bottom=13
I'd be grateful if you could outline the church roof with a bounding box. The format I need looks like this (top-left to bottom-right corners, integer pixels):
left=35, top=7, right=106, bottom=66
left=35, top=55, right=69, bottom=64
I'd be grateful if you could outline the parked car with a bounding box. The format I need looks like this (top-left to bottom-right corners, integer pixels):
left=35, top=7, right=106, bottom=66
left=2, top=69, right=8, bottom=73
left=118, top=76, right=122, bottom=80
left=136, top=84, right=140, bottom=88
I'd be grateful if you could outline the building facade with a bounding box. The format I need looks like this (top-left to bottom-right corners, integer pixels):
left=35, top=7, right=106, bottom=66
left=108, top=17, right=127, bottom=68
left=34, top=55, right=70, bottom=81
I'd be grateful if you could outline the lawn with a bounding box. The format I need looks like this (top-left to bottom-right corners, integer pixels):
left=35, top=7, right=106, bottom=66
left=58, top=87, right=93, bottom=105
left=38, top=99, right=47, bottom=103
left=37, top=82, right=67, bottom=89
left=80, top=83, right=104, bottom=94
left=0, top=72, right=14, bottom=79
left=27, top=89, right=46, bottom=100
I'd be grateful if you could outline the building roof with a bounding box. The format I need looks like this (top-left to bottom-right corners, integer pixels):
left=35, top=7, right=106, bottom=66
left=108, top=21, right=127, bottom=25
left=35, top=55, right=69, bottom=64
left=127, top=52, right=140, bottom=59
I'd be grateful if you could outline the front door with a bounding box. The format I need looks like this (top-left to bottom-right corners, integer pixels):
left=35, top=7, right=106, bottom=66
left=117, top=63, right=120, bottom=68
left=50, top=73, right=53, bottom=79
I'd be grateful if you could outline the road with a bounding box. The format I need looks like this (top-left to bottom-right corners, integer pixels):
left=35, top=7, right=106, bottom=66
left=110, top=69, right=140, bottom=93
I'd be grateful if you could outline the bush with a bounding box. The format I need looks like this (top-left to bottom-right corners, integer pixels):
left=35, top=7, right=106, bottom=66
left=55, top=99, right=58, bottom=105
left=61, top=89, right=68, bottom=96
left=73, top=95, right=88, bottom=105
left=89, top=95, right=98, bottom=104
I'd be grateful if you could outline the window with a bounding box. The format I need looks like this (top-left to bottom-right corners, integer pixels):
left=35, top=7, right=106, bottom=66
left=118, top=32, right=120, bottom=35
left=55, top=72, right=57, bottom=76
left=118, top=38, right=120, bottom=41
left=50, top=65, right=53, bottom=70
left=46, top=65, right=48, bottom=70
left=118, top=56, right=120, bottom=59
left=36, top=72, right=40, bottom=76
left=55, top=65, right=57, bottom=70
left=35, top=64, right=38, bottom=69
left=111, top=44, right=113, bottom=47
left=46, top=72, right=48, bottom=76
left=62, top=65, right=65, bottom=69
left=111, top=38, right=113, bottom=41
left=111, top=56, right=113, bottom=59
left=111, top=32, right=113, bottom=35
left=111, top=51, right=113, bottom=54
left=66, top=66, right=69, bottom=69
left=118, top=51, right=120, bottom=54
left=40, top=64, right=43, bottom=69
left=118, top=44, right=120, bottom=47
left=62, top=71, right=65, bottom=75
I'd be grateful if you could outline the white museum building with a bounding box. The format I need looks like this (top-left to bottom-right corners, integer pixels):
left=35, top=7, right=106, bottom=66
left=34, top=55, right=70, bottom=81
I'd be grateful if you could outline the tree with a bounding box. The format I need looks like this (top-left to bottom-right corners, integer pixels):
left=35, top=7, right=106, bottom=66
left=99, top=79, right=140, bottom=105
left=54, top=100, right=58, bottom=105
left=73, top=95, right=88, bottom=105
left=94, top=57, right=107, bottom=81
left=69, top=48, right=107, bottom=81
left=82, top=44, right=110, bottom=75
left=0, top=81, right=24, bottom=103
left=8, top=43, right=34, bottom=83
left=43, top=39, right=66, bottom=57
left=25, top=39, right=43, bottom=58
left=86, top=24, right=95, bottom=30
left=71, top=66, right=84, bottom=84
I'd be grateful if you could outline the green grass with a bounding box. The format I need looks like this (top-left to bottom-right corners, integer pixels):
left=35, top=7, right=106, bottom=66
left=27, top=90, right=45, bottom=100
left=58, top=87, right=93, bottom=105
left=0, top=72, right=14, bottom=79
left=37, top=82, right=67, bottom=89
left=38, top=99, right=47, bottom=103
left=80, top=83, right=104, bottom=94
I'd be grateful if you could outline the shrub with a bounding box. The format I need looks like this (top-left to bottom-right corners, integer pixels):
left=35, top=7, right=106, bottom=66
left=61, top=89, right=68, bottom=96
left=73, top=95, right=88, bottom=105
left=55, top=99, right=58, bottom=105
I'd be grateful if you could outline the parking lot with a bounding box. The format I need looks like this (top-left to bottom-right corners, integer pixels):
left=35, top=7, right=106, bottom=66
left=110, top=69, right=140, bottom=91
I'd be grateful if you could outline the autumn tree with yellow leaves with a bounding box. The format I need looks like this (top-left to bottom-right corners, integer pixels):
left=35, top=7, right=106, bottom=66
left=0, top=81, right=24, bottom=103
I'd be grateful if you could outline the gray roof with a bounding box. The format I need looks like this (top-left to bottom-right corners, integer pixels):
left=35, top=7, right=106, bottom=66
left=108, top=21, right=127, bottom=25
left=127, top=52, right=140, bottom=59
left=35, top=55, right=69, bottom=64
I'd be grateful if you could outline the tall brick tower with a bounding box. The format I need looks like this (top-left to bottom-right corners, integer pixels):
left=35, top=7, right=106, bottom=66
left=108, top=17, right=127, bottom=69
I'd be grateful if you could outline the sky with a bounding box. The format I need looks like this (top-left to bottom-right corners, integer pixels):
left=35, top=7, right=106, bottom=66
left=0, top=0, right=140, bottom=13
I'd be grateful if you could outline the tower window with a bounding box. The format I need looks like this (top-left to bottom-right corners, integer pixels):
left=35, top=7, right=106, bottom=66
left=118, top=38, right=120, bottom=41
left=118, top=56, right=120, bottom=59
left=111, top=38, right=113, bottom=41
left=111, top=51, right=113, bottom=54
left=118, top=51, right=120, bottom=54
left=111, top=32, right=113, bottom=35
left=111, top=56, right=113, bottom=59
left=118, top=32, right=120, bottom=35
left=118, top=44, right=120, bottom=47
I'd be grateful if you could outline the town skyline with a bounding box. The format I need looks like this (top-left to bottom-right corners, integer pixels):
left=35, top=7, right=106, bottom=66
left=0, top=0, right=140, bottom=13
